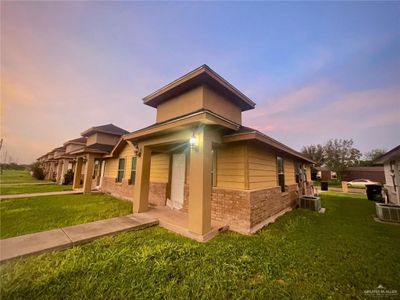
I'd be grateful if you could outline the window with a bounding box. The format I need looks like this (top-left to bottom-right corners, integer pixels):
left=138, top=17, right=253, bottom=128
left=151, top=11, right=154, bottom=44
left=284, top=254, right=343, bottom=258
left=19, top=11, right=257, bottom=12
left=130, top=157, right=137, bottom=185
left=117, top=158, right=125, bottom=183
left=211, top=149, right=217, bottom=187
left=277, top=156, right=285, bottom=192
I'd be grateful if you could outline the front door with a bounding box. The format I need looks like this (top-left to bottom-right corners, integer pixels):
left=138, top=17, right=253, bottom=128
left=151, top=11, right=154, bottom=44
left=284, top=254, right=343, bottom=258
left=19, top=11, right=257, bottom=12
left=169, top=153, right=186, bottom=209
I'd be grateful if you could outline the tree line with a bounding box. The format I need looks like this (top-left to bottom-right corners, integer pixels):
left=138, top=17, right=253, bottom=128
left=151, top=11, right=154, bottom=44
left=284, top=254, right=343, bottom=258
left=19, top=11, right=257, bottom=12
left=301, top=139, right=386, bottom=180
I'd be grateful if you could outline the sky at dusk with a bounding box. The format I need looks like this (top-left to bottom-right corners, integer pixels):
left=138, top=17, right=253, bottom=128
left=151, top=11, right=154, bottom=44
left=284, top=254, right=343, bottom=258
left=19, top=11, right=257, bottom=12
left=1, top=1, right=400, bottom=164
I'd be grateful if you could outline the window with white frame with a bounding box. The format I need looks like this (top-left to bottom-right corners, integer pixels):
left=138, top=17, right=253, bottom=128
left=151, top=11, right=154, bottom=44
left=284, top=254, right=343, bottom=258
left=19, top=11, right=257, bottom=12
left=117, top=158, right=125, bottom=183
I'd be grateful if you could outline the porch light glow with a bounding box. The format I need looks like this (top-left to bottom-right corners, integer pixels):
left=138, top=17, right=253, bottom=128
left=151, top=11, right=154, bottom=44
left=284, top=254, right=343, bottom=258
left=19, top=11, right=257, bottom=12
left=189, top=135, right=198, bottom=146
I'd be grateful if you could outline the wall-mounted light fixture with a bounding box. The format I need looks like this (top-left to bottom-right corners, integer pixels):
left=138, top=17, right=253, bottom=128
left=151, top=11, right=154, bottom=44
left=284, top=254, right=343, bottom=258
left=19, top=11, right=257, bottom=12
left=189, top=132, right=198, bottom=151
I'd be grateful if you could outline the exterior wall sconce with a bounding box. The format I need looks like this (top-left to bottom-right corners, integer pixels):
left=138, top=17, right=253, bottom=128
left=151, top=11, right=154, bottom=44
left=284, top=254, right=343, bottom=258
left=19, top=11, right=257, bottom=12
left=189, top=133, right=198, bottom=151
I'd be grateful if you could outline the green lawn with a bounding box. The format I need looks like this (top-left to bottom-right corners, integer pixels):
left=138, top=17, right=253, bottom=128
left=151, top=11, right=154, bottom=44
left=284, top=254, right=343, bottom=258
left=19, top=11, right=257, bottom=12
left=0, top=194, right=132, bottom=239
left=313, top=180, right=342, bottom=188
left=0, top=169, right=73, bottom=195
left=0, top=169, right=47, bottom=184
left=1, top=192, right=399, bottom=299
left=0, top=184, right=72, bottom=195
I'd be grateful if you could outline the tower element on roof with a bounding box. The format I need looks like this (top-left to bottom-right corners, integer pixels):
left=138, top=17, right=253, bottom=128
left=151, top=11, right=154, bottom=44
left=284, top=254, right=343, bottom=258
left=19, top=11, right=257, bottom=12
left=143, top=65, right=256, bottom=125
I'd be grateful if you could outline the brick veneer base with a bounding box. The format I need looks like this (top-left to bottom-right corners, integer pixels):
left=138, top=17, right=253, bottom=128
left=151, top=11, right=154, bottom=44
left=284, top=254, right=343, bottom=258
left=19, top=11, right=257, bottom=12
left=101, top=177, right=134, bottom=201
left=100, top=177, right=168, bottom=205
left=149, top=182, right=168, bottom=206
left=211, top=183, right=309, bottom=234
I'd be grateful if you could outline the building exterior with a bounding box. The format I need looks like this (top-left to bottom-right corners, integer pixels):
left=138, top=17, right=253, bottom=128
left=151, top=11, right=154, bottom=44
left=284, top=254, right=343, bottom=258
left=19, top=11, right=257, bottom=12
left=315, top=167, right=337, bottom=181
left=374, top=145, right=400, bottom=205
left=342, top=167, right=385, bottom=183
left=69, top=124, right=129, bottom=193
left=315, top=166, right=385, bottom=183
left=97, top=65, right=314, bottom=240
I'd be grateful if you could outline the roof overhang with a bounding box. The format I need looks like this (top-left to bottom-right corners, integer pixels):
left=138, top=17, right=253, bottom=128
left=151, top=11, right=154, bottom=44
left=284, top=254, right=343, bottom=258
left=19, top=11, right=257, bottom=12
left=143, top=65, right=256, bottom=111
left=124, top=110, right=239, bottom=142
left=374, top=145, right=400, bottom=164
left=223, top=131, right=315, bottom=164
left=63, top=138, right=86, bottom=146
left=69, top=148, right=108, bottom=155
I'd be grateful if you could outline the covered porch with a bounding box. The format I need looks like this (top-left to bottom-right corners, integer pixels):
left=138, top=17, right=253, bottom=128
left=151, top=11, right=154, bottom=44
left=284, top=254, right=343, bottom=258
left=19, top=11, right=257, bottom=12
left=71, top=150, right=107, bottom=193
left=126, top=116, right=233, bottom=240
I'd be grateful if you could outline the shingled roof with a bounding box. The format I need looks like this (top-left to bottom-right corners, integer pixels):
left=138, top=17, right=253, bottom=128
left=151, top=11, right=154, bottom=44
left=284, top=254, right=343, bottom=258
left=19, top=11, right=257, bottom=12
left=64, top=137, right=87, bottom=146
left=223, top=126, right=315, bottom=164
left=81, top=124, right=129, bottom=137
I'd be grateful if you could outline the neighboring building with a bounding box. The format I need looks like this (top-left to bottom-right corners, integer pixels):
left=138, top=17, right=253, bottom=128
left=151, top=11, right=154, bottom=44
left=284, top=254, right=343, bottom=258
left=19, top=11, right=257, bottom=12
left=69, top=124, right=129, bottom=193
left=315, top=167, right=337, bottom=181
left=374, top=145, right=400, bottom=205
left=315, top=166, right=384, bottom=183
left=96, top=65, right=315, bottom=240
left=342, top=167, right=385, bottom=183
left=54, top=137, right=87, bottom=184
left=43, top=150, right=57, bottom=181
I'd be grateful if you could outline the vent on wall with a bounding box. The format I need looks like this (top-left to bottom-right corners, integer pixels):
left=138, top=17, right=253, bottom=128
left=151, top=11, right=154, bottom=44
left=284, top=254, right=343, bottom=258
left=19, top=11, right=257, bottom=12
left=376, top=203, right=400, bottom=223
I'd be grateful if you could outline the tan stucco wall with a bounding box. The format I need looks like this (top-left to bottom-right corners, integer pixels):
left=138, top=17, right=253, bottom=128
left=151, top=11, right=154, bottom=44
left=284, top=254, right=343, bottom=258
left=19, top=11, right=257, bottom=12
left=155, top=85, right=242, bottom=125
left=96, top=133, right=120, bottom=145
left=203, top=85, right=242, bottom=124
left=247, top=143, right=277, bottom=190
left=66, top=143, right=82, bottom=154
left=156, top=86, right=204, bottom=123
left=87, top=133, right=120, bottom=146
left=216, top=143, right=246, bottom=189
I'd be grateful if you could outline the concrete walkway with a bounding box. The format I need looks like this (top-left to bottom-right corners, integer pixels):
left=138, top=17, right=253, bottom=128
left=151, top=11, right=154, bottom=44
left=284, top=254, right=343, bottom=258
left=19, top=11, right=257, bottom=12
left=1, top=182, right=56, bottom=186
left=0, top=189, right=83, bottom=200
left=0, top=214, right=158, bottom=263
left=319, top=187, right=365, bottom=194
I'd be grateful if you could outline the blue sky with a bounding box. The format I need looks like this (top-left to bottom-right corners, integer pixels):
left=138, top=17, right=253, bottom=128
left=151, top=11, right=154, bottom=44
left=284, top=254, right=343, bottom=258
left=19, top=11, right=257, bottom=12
left=1, top=1, right=400, bottom=163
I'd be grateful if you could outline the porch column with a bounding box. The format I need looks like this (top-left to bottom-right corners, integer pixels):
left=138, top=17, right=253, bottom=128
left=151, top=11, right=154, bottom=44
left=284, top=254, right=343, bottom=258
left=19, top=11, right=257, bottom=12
left=188, top=127, right=212, bottom=235
left=60, top=159, right=69, bottom=185
left=83, top=154, right=95, bottom=194
left=133, top=146, right=152, bottom=213
left=56, top=161, right=63, bottom=184
left=72, top=157, right=83, bottom=189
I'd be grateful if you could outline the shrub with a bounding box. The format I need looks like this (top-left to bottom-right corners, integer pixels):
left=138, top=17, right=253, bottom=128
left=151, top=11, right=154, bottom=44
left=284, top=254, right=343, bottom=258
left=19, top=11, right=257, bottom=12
left=31, top=162, right=45, bottom=180
left=64, top=169, right=74, bottom=185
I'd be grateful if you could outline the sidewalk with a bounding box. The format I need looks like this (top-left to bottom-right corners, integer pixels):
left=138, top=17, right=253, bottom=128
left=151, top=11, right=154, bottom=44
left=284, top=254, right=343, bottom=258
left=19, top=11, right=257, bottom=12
left=0, top=214, right=158, bottom=262
left=0, top=182, right=56, bottom=186
left=323, top=187, right=365, bottom=194
left=0, top=189, right=84, bottom=200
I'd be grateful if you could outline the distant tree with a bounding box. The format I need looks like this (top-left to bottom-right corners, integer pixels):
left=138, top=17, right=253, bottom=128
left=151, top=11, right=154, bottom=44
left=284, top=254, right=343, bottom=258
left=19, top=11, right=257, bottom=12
left=324, top=139, right=361, bottom=180
left=301, top=144, right=325, bottom=167
left=357, top=149, right=387, bottom=166
left=364, top=149, right=387, bottom=162
left=31, top=162, right=45, bottom=180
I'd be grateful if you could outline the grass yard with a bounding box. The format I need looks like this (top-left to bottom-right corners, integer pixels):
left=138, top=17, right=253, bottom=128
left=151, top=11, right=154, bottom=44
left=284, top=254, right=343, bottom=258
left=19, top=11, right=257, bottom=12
left=0, top=194, right=132, bottom=239
left=1, top=192, right=399, bottom=299
left=0, top=169, right=46, bottom=184
left=0, top=184, right=72, bottom=195
left=0, top=169, right=73, bottom=195
left=313, top=180, right=342, bottom=188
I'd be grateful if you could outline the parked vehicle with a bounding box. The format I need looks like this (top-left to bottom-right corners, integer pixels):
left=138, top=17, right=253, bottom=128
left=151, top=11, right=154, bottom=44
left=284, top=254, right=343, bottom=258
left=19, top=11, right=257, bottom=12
left=347, top=179, right=379, bottom=188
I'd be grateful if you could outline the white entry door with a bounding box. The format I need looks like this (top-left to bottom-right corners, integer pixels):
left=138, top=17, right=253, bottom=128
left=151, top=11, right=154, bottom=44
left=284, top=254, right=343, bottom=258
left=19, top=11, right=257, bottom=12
left=169, top=153, right=186, bottom=209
